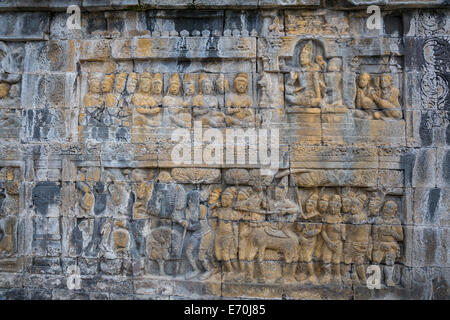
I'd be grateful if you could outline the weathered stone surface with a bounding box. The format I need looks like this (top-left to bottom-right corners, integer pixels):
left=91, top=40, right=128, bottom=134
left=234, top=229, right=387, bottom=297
left=0, top=1, right=448, bottom=301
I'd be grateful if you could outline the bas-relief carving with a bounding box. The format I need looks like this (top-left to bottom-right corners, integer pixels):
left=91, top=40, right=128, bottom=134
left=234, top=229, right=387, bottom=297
left=4, top=5, right=438, bottom=298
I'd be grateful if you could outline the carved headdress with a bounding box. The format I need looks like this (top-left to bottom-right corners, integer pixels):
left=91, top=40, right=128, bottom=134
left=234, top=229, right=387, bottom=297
left=169, top=73, right=181, bottom=85
left=235, top=72, right=248, bottom=82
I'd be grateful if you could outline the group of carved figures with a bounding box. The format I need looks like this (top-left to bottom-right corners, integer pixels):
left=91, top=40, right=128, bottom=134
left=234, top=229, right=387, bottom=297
left=82, top=71, right=256, bottom=129
left=285, top=40, right=403, bottom=120
left=73, top=171, right=403, bottom=287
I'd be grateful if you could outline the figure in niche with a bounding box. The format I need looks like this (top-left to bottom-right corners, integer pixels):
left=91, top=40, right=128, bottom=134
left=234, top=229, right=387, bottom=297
left=0, top=216, right=16, bottom=255
left=372, top=74, right=402, bottom=119
left=324, top=58, right=344, bottom=107
left=193, top=73, right=225, bottom=127
left=210, top=187, right=240, bottom=277
left=355, top=73, right=382, bottom=119
left=372, top=200, right=403, bottom=287
left=320, top=194, right=345, bottom=284
left=343, top=193, right=371, bottom=286
left=132, top=72, right=162, bottom=127
left=285, top=41, right=326, bottom=108
left=296, top=222, right=322, bottom=284
left=164, top=73, right=191, bottom=128
left=225, top=73, right=255, bottom=127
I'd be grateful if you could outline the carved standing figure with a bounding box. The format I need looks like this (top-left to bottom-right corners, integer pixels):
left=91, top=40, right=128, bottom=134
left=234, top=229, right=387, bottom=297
left=372, top=200, right=403, bottom=287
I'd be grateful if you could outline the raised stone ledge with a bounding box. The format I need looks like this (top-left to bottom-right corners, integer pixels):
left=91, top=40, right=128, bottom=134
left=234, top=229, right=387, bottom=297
left=0, top=0, right=448, bottom=12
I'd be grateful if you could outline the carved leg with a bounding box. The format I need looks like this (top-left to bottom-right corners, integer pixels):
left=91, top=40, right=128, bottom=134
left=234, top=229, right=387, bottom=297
left=322, top=263, right=331, bottom=284
left=356, top=264, right=367, bottom=286
left=384, top=265, right=395, bottom=287
left=158, top=260, right=166, bottom=276
left=332, top=264, right=342, bottom=284
left=306, top=262, right=318, bottom=284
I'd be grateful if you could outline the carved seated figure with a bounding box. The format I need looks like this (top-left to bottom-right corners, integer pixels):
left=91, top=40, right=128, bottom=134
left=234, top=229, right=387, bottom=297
left=164, top=73, right=191, bottom=128
left=132, top=72, right=162, bottom=127
left=355, top=72, right=382, bottom=119
left=372, top=74, right=402, bottom=119
left=193, top=73, right=225, bottom=127
left=225, top=73, right=255, bottom=127
left=84, top=74, right=104, bottom=108
left=285, top=41, right=326, bottom=108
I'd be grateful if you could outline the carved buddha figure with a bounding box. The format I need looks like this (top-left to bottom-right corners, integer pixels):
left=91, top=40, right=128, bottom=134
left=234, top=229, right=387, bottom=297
left=211, top=187, right=240, bottom=275
left=343, top=193, right=371, bottom=285
left=320, top=194, right=345, bottom=284
left=355, top=72, right=382, bottom=119
left=373, top=74, right=402, bottom=119
left=84, top=73, right=104, bottom=108
left=225, top=73, right=255, bottom=127
left=372, top=200, right=403, bottom=287
left=193, top=73, right=225, bottom=127
left=164, top=73, right=191, bottom=128
left=0, top=82, right=10, bottom=99
left=285, top=41, right=326, bottom=108
left=132, top=72, right=162, bottom=127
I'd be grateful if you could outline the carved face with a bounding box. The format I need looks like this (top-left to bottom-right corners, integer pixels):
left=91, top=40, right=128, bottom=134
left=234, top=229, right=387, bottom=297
left=169, top=82, right=180, bottom=95
left=221, top=192, right=234, bottom=208
left=102, top=75, right=114, bottom=93
left=300, top=45, right=313, bottom=66
left=350, top=198, right=363, bottom=215
left=0, top=82, right=10, bottom=99
left=382, top=201, right=397, bottom=218
left=133, top=169, right=147, bottom=183
left=88, top=77, right=101, bottom=94
left=116, top=73, right=127, bottom=93
left=217, top=76, right=228, bottom=94
left=152, top=79, right=162, bottom=95
left=140, top=77, right=151, bottom=93
left=184, top=81, right=195, bottom=96
left=369, top=197, right=382, bottom=215
left=127, top=74, right=137, bottom=93
left=305, top=196, right=318, bottom=213
left=235, top=78, right=248, bottom=94
left=381, top=75, right=392, bottom=89
left=342, top=196, right=352, bottom=213
left=318, top=197, right=329, bottom=213
left=202, top=80, right=213, bottom=95
left=359, top=74, right=370, bottom=88
left=329, top=196, right=341, bottom=215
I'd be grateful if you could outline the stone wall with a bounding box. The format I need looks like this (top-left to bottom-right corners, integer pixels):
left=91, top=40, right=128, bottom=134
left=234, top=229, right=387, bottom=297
left=0, top=0, right=448, bottom=300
